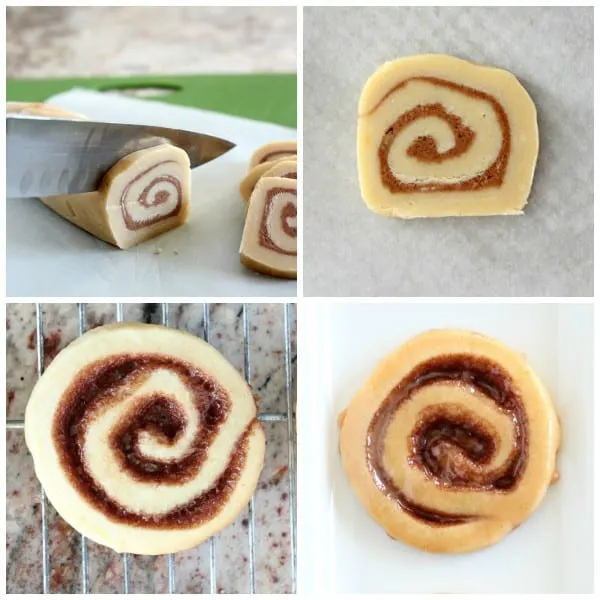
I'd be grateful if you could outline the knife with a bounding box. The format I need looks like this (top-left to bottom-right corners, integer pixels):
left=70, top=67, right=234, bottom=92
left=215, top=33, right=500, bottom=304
left=7, top=115, right=235, bottom=198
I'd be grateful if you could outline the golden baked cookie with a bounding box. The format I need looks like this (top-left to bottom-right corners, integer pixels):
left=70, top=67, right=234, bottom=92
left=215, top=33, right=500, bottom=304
left=357, top=54, right=539, bottom=217
left=25, top=323, right=265, bottom=555
left=339, top=329, right=560, bottom=553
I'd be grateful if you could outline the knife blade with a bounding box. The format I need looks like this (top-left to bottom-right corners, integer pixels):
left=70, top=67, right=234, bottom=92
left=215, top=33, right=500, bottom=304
left=6, top=115, right=235, bottom=198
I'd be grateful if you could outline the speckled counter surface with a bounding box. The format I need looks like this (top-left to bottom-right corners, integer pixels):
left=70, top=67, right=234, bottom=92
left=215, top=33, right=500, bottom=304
left=6, top=303, right=297, bottom=594
left=7, top=7, right=296, bottom=77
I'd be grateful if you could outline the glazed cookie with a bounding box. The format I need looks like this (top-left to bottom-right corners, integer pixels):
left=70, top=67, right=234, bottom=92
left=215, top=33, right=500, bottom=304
left=24, top=323, right=265, bottom=555
left=240, top=176, right=297, bottom=279
left=357, top=55, right=539, bottom=217
left=339, top=329, right=560, bottom=554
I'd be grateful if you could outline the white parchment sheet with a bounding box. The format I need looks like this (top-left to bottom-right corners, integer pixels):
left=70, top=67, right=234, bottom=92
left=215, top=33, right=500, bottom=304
left=7, top=90, right=296, bottom=297
left=303, top=7, right=593, bottom=297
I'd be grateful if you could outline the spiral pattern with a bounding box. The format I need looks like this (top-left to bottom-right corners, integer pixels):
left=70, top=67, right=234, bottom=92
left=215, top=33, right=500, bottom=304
left=339, top=330, right=560, bottom=553
left=120, top=160, right=183, bottom=231
left=366, top=77, right=510, bottom=193
left=25, top=324, right=265, bottom=554
left=260, top=185, right=297, bottom=256
left=366, top=354, right=526, bottom=525
left=357, top=55, right=539, bottom=217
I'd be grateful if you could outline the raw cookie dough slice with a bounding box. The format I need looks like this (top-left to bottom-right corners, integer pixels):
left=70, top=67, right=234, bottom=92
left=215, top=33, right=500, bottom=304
left=240, top=176, right=297, bottom=279
left=339, top=329, right=560, bottom=554
left=239, top=158, right=297, bottom=204
left=248, top=140, right=297, bottom=170
left=42, top=144, right=191, bottom=249
left=357, top=54, right=539, bottom=218
left=24, top=323, right=266, bottom=555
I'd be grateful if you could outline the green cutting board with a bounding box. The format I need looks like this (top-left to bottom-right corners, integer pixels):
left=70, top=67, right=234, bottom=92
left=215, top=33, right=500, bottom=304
left=7, top=73, right=297, bottom=128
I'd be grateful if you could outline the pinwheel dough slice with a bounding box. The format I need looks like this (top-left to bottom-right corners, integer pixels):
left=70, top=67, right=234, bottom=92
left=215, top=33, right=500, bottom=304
left=240, top=176, right=297, bottom=279
left=248, top=140, right=297, bottom=170
left=239, top=158, right=298, bottom=204
left=25, top=323, right=265, bottom=555
left=7, top=101, right=191, bottom=249
left=357, top=54, right=539, bottom=217
left=339, top=329, right=560, bottom=554
left=42, top=144, right=191, bottom=249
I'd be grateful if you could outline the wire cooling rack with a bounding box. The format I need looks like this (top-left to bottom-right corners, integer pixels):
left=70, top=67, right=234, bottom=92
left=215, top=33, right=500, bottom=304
left=6, top=303, right=297, bottom=594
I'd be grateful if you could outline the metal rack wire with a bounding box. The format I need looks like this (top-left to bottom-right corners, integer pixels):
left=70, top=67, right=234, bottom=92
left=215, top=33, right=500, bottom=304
left=6, top=303, right=297, bottom=594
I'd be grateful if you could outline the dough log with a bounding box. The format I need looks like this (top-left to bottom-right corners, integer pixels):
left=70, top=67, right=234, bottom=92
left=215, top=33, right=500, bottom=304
left=240, top=158, right=297, bottom=204
left=24, top=323, right=265, bottom=555
left=357, top=55, right=539, bottom=217
left=240, top=176, right=297, bottom=279
left=339, top=329, right=560, bottom=553
left=8, top=102, right=191, bottom=249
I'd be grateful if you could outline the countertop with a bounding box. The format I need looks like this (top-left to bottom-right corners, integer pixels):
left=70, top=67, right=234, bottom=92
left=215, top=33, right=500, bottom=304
left=7, top=7, right=296, bottom=78
left=6, top=303, right=297, bottom=594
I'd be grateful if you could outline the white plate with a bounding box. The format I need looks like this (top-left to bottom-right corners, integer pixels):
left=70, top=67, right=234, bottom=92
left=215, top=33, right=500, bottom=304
left=7, top=89, right=296, bottom=297
left=299, top=302, right=593, bottom=593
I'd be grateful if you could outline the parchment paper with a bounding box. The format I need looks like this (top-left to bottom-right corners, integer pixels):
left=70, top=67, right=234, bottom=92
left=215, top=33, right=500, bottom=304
left=7, top=89, right=296, bottom=297
left=303, top=7, right=593, bottom=297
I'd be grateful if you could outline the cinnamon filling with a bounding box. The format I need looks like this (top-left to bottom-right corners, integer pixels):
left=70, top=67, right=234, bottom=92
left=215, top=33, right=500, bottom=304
left=259, top=187, right=297, bottom=256
left=119, top=160, right=182, bottom=231
left=53, top=354, right=255, bottom=528
left=365, top=76, right=510, bottom=193
left=366, top=354, right=528, bottom=525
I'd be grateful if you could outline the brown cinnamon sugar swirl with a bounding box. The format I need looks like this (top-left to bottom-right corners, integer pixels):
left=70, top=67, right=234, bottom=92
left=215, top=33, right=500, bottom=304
left=339, top=329, right=560, bottom=553
left=240, top=176, right=297, bottom=279
left=357, top=55, right=538, bottom=218
left=24, top=323, right=265, bottom=555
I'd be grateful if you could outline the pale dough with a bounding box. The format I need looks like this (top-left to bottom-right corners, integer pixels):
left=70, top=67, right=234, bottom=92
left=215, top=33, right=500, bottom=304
left=239, top=158, right=297, bottom=204
left=248, top=140, right=297, bottom=170
left=357, top=55, right=539, bottom=217
left=339, top=329, right=560, bottom=553
left=24, top=323, right=265, bottom=555
left=240, top=176, right=297, bottom=279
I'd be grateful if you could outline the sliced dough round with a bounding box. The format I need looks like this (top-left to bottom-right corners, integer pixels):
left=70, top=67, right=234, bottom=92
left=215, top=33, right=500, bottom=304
left=357, top=54, right=538, bottom=218
left=248, top=140, right=297, bottom=170
left=239, top=158, right=297, bottom=204
left=42, top=144, right=191, bottom=249
left=339, top=329, right=560, bottom=554
left=240, top=176, right=297, bottom=279
left=24, top=323, right=265, bottom=555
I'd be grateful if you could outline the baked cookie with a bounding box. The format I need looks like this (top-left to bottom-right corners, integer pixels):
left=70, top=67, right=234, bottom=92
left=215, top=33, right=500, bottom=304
left=24, top=323, right=265, bottom=555
left=357, top=55, right=538, bottom=217
left=339, top=329, right=560, bottom=553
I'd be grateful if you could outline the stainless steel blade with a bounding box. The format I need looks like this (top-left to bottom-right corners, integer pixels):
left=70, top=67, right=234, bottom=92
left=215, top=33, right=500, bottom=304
left=6, top=115, right=235, bottom=197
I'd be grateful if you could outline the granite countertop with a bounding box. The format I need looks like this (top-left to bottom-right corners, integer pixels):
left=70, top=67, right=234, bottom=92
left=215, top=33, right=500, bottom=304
left=7, top=7, right=296, bottom=78
left=6, top=303, right=297, bottom=594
